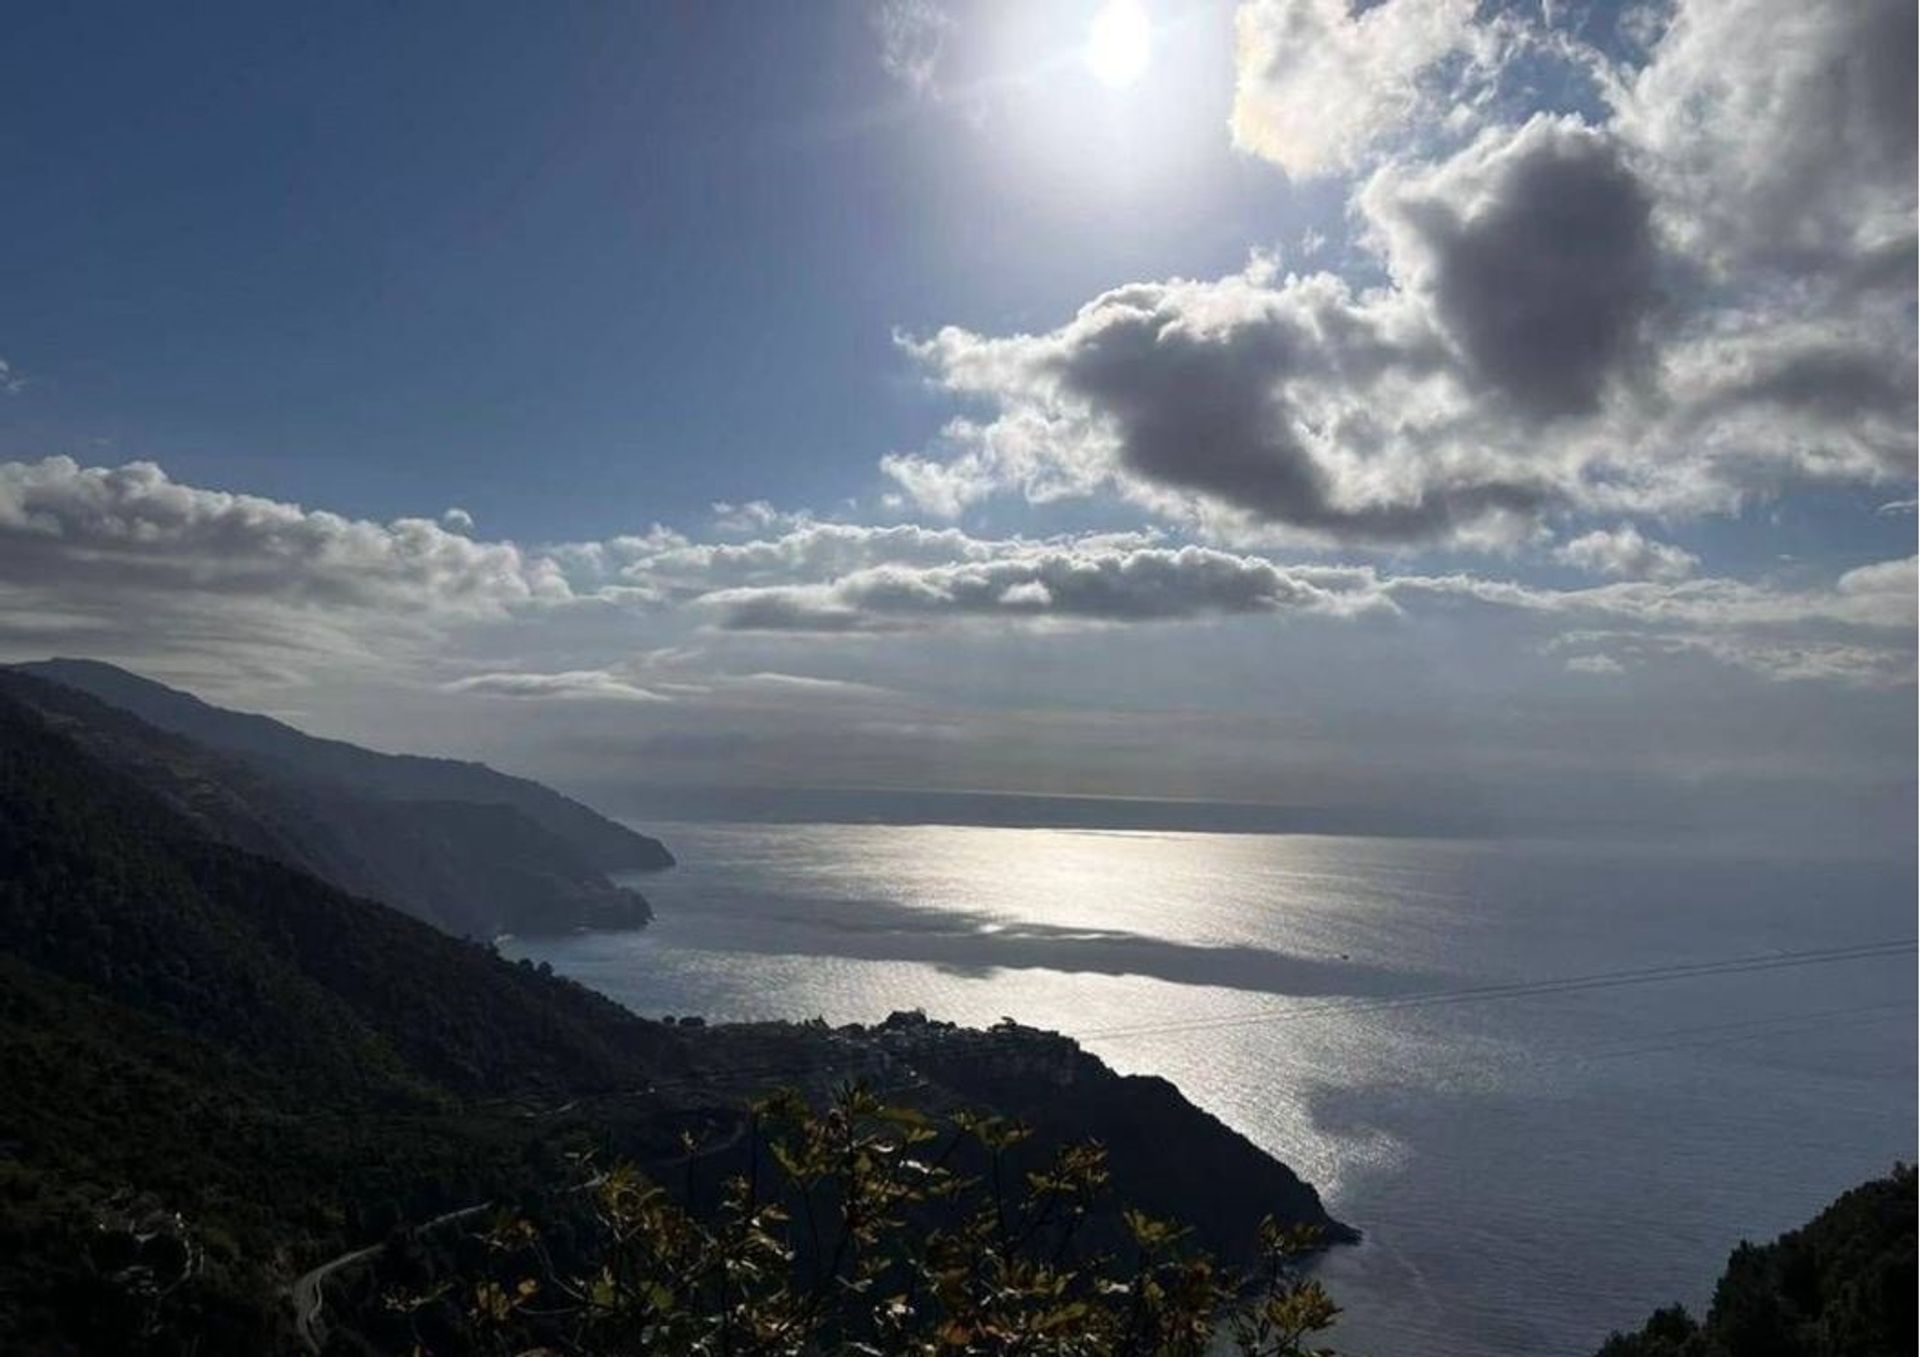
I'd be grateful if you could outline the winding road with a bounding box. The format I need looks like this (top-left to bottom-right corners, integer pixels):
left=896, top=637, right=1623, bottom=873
left=288, top=1065, right=927, bottom=1352
left=291, top=1201, right=494, bottom=1354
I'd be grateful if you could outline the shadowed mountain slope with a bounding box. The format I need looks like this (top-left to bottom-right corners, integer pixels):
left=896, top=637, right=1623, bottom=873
left=15, top=658, right=673, bottom=874
left=4, top=662, right=669, bottom=937
left=1596, top=1166, right=1915, bottom=1357
left=0, top=683, right=1350, bottom=1352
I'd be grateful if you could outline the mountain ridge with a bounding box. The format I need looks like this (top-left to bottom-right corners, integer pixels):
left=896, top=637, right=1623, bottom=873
left=4, top=661, right=670, bottom=937
left=0, top=679, right=1351, bottom=1352
left=14, top=658, right=674, bottom=875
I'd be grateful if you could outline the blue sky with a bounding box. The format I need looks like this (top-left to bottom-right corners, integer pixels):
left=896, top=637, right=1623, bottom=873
left=0, top=0, right=1913, bottom=847
left=5, top=1, right=1323, bottom=537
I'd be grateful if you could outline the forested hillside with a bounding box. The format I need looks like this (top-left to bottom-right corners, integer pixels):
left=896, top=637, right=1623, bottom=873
left=0, top=684, right=1348, bottom=1353
left=1597, top=1167, right=1915, bottom=1357
left=2, top=664, right=665, bottom=936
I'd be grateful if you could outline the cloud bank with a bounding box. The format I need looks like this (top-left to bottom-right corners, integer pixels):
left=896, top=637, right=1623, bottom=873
left=699, top=544, right=1390, bottom=632
left=881, top=0, right=1915, bottom=549
left=0, top=456, right=566, bottom=613
left=1, top=456, right=1908, bottom=692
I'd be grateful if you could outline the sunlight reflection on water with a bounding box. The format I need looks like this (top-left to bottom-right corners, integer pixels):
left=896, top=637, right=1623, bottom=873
left=504, top=821, right=1915, bottom=1357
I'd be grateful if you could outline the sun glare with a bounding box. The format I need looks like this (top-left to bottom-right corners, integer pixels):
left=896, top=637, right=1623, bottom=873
left=1085, top=0, right=1151, bottom=88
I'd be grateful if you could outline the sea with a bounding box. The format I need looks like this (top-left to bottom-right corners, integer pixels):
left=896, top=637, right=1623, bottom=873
left=501, top=819, right=1917, bottom=1356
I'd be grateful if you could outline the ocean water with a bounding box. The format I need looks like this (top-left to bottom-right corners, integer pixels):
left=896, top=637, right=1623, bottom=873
left=502, top=822, right=1916, bottom=1356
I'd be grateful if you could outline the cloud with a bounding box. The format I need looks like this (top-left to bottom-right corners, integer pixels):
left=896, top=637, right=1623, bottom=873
left=442, top=658, right=898, bottom=712
left=667, top=530, right=1913, bottom=693
left=872, top=0, right=953, bottom=98
left=0, top=457, right=568, bottom=613
left=440, top=506, right=475, bottom=533
left=1551, top=630, right=1915, bottom=689
left=1361, top=116, right=1660, bottom=420
left=1393, top=557, right=1916, bottom=635
left=0, top=457, right=576, bottom=680
left=892, top=262, right=1553, bottom=546
left=443, top=670, right=670, bottom=702
left=1230, top=0, right=1478, bottom=179
left=0, top=358, right=24, bottom=396
left=699, top=543, right=1394, bottom=632
left=727, top=670, right=899, bottom=699
left=1390, top=556, right=1912, bottom=690
left=709, top=500, right=811, bottom=537
left=1610, top=0, right=1916, bottom=280
left=1398, top=555, right=1916, bottom=687
left=886, top=0, right=1917, bottom=547
left=1590, top=0, right=1918, bottom=501
left=1554, top=524, right=1698, bottom=582
left=1, top=457, right=1905, bottom=700
left=554, top=517, right=1172, bottom=602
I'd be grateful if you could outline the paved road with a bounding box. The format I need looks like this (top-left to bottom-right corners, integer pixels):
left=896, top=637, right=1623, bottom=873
left=290, top=1202, right=493, bottom=1354
left=288, top=1067, right=925, bottom=1352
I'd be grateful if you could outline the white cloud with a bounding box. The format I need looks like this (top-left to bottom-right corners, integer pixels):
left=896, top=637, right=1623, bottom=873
left=891, top=261, right=1553, bottom=547
left=0, top=457, right=569, bottom=613
left=1230, top=0, right=1479, bottom=179
left=697, top=543, right=1394, bottom=633
left=710, top=500, right=813, bottom=537
left=0, top=457, right=1906, bottom=700
left=1393, top=557, right=1916, bottom=635
left=872, top=0, right=953, bottom=98
left=886, top=0, right=1917, bottom=548
left=1551, top=629, right=1915, bottom=689
left=0, top=457, right=576, bottom=684
left=1610, top=0, right=1915, bottom=280
left=443, top=669, right=670, bottom=702
left=441, top=657, right=899, bottom=712
left=1554, top=524, right=1699, bottom=582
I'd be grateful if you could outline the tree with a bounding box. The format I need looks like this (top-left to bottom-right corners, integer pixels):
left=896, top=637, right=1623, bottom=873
left=383, top=1084, right=1344, bottom=1356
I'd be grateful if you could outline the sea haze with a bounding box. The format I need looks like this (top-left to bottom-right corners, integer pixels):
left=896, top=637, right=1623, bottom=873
left=503, top=819, right=1916, bottom=1357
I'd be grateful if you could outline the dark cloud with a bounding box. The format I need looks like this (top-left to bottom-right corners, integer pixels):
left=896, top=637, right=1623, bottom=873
left=1047, top=287, right=1550, bottom=538
left=1375, top=118, right=1660, bottom=418
left=898, top=268, right=1559, bottom=547
left=1716, top=346, right=1916, bottom=426
left=887, top=0, right=1914, bottom=542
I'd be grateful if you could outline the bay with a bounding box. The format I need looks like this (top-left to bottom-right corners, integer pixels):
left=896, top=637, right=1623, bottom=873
left=503, top=821, right=1915, bottom=1356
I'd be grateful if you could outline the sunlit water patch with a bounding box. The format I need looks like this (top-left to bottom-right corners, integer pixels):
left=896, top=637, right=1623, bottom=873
left=503, top=822, right=1915, bottom=1357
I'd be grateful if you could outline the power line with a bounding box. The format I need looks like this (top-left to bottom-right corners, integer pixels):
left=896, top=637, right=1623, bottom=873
left=1576, top=999, right=1918, bottom=1064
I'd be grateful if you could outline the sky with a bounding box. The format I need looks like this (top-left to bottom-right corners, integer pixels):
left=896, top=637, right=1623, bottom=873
left=1, top=0, right=1914, bottom=850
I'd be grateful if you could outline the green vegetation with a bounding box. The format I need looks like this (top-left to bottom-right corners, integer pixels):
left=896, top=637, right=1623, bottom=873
left=0, top=684, right=683, bottom=1351
left=4, top=665, right=1910, bottom=1355
left=1596, top=1166, right=1915, bottom=1357
left=5, top=662, right=668, bottom=936
left=0, top=681, right=1348, bottom=1353
left=348, top=1084, right=1343, bottom=1357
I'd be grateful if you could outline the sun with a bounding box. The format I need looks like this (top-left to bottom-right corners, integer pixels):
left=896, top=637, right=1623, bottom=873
left=1085, top=0, right=1151, bottom=88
